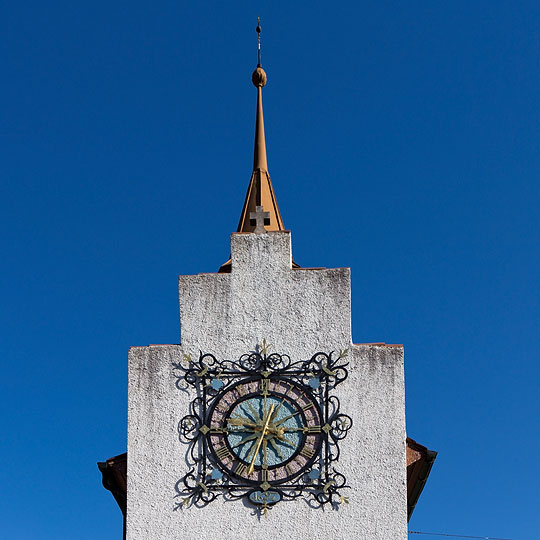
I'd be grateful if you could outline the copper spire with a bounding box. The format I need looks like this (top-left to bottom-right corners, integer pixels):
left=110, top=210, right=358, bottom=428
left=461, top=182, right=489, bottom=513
left=235, top=19, right=285, bottom=233
left=219, top=20, right=294, bottom=273
left=252, top=17, right=267, bottom=173
left=251, top=66, right=268, bottom=172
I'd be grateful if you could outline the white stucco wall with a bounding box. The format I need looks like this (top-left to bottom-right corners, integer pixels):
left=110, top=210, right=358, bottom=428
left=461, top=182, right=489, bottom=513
left=127, top=231, right=407, bottom=539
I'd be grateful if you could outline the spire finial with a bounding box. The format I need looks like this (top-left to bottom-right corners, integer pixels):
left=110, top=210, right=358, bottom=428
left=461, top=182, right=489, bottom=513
left=252, top=17, right=266, bottom=88
left=256, top=16, right=262, bottom=67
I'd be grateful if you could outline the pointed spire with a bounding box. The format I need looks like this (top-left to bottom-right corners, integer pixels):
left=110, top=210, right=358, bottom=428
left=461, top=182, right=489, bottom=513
left=252, top=18, right=268, bottom=173
left=236, top=19, right=285, bottom=233
left=219, top=19, right=299, bottom=273
left=252, top=68, right=268, bottom=172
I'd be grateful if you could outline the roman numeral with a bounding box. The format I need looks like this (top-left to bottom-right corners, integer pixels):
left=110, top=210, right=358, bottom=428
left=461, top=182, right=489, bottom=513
left=260, top=378, right=270, bottom=396
left=305, top=425, right=321, bottom=434
left=215, top=446, right=232, bottom=461
left=235, top=462, right=248, bottom=476
left=302, top=402, right=314, bottom=411
left=300, top=446, right=315, bottom=459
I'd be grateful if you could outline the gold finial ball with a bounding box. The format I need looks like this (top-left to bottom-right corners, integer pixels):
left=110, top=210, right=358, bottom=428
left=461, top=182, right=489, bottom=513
left=252, top=67, right=267, bottom=88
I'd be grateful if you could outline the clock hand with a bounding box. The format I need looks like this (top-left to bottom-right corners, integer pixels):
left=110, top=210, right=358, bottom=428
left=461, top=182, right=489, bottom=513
left=248, top=403, right=275, bottom=475
left=280, top=425, right=321, bottom=433
left=227, top=427, right=255, bottom=434
left=227, top=417, right=257, bottom=428
left=243, top=437, right=260, bottom=462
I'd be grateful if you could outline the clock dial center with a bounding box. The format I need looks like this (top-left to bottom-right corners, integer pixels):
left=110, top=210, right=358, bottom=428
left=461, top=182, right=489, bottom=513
left=226, top=393, right=304, bottom=469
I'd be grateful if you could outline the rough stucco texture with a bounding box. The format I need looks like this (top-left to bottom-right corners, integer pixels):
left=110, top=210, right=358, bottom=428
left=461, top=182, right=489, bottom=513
left=127, top=231, right=407, bottom=539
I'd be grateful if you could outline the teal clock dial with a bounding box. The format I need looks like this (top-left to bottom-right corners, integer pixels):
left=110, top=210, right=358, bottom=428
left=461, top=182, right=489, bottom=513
left=206, top=377, right=323, bottom=485
left=227, top=394, right=303, bottom=466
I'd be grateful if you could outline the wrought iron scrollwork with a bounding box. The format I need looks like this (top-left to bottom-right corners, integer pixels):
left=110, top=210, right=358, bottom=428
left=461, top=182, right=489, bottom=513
left=173, top=345, right=351, bottom=512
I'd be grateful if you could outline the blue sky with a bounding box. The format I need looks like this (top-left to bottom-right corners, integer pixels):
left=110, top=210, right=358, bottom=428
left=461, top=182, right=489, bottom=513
left=1, top=2, right=539, bottom=539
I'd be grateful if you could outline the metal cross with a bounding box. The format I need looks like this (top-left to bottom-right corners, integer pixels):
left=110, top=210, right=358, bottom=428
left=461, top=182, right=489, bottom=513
left=250, top=205, right=270, bottom=234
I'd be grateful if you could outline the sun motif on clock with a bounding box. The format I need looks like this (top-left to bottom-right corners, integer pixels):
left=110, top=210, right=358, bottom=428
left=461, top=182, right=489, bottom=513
left=174, top=343, right=352, bottom=513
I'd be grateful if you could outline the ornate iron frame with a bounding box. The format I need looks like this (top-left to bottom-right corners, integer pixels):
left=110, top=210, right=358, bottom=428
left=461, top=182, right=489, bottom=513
left=173, top=345, right=352, bottom=513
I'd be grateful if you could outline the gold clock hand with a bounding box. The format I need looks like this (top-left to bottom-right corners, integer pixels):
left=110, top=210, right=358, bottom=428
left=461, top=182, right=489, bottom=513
left=248, top=403, right=275, bottom=475
left=227, top=417, right=257, bottom=428
left=244, top=437, right=259, bottom=461
left=280, top=425, right=321, bottom=433
left=227, top=427, right=254, bottom=434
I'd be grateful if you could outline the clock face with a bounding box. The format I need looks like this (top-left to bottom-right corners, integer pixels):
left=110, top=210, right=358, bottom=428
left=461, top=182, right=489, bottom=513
left=176, top=346, right=352, bottom=512
left=207, top=379, right=322, bottom=485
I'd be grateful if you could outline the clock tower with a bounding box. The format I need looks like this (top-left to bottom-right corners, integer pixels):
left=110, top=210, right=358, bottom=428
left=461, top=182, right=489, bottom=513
left=103, top=22, right=428, bottom=540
